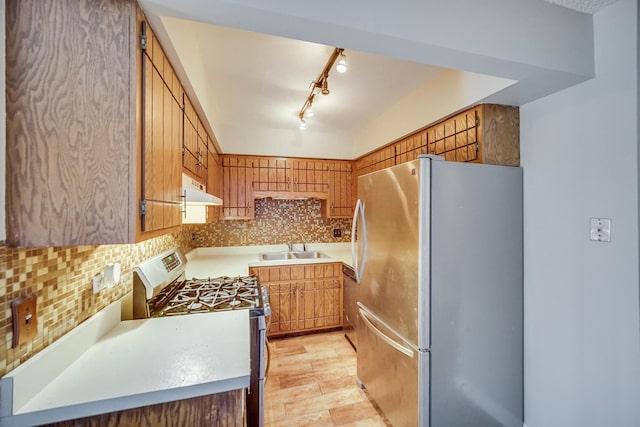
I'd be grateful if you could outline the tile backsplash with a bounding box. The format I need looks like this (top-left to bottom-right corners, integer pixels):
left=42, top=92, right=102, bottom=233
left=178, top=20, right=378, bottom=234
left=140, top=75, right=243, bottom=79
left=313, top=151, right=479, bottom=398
left=0, top=231, right=194, bottom=377
left=186, top=198, right=352, bottom=247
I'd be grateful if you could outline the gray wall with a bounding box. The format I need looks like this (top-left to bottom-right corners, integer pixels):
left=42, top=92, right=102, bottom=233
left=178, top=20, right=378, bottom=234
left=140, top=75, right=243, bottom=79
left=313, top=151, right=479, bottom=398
left=520, top=0, right=640, bottom=425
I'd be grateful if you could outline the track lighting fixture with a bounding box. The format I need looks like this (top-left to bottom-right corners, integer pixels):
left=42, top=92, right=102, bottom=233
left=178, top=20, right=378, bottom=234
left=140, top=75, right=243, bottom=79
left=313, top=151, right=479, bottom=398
left=297, top=47, right=346, bottom=129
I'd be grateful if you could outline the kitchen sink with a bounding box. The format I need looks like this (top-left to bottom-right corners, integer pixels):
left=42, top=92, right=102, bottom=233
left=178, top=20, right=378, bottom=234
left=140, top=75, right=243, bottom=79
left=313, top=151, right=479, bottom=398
left=259, top=252, right=293, bottom=261
left=291, top=251, right=328, bottom=259
left=258, top=251, right=329, bottom=261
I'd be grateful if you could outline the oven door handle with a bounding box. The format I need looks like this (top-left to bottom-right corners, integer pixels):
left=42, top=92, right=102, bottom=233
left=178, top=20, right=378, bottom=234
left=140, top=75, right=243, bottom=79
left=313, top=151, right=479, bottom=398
left=257, top=315, right=267, bottom=378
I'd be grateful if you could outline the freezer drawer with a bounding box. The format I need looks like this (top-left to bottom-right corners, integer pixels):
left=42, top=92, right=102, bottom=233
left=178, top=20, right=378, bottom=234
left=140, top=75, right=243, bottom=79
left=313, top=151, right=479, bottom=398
left=357, top=304, right=427, bottom=427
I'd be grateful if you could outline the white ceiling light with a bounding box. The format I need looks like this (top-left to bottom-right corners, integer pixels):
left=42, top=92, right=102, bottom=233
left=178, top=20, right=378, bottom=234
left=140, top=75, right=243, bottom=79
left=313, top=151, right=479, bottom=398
left=336, top=52, right=347, bottom=73
left=305, top=106, right=314, bottom=117
left=299, top=118, right=307, bottom=130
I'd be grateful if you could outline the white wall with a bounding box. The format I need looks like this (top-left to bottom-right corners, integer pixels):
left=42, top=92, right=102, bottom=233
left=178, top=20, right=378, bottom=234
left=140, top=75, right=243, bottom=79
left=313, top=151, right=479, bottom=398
left=1, top=0, right=5, bottom=242
left=353, top=68, right=514, bottom=157
left=520, top=0, right=639, bottom=426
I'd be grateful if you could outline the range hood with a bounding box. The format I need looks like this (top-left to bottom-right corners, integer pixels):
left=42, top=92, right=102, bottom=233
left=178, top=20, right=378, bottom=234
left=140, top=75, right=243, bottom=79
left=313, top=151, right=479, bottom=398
left=182, top=173, right=222, bottom=206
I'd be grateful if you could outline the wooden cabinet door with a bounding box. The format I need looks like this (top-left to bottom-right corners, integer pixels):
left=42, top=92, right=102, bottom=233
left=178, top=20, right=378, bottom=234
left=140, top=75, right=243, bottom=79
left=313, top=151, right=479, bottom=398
left=141, top=55, right=165, bottom=231
left=207, top=138, right=221, bottom=195
left=291, top=159, right=329, bottom=193
left=269, top=282, right=296, bottom=334
left=196, top=132, right=208, bottom=181
left=207, top=144, right=222, bottom=222
left=182, top=95, right=210, bottom=181
left=182, top=96, right=200, bottom=178
left=313, top=264, right=342, bottom=328
left=163, top=82, right=181, bottom=228
left=5, top=0, right=138, bottom=246
left=326, top=161, right=353, bottom=218
left=299, top=281, right=317, bottom=330
left=252, top=157, right=291, bottom=192
left=427, top=109, right=480, bottom=163
left=222, top=156, right=254, bottom=219
left=251, top=266, right=294, bottom=335
left=140, top=25, right=182, bottom=233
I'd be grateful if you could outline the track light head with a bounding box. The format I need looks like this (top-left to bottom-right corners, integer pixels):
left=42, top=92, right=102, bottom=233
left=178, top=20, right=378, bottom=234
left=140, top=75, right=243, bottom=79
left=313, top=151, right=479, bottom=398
left=336, top=53, right=347, bottom=73
left=321, top=79, right=329, bottom=95
left=299, top=118, right=307, bottom=130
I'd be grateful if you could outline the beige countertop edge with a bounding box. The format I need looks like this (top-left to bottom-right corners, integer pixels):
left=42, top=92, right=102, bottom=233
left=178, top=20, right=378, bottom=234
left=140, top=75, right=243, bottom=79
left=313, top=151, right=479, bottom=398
left=0, top=306, right=250, bottom=426
left=0, top=377, right=249, bottom=427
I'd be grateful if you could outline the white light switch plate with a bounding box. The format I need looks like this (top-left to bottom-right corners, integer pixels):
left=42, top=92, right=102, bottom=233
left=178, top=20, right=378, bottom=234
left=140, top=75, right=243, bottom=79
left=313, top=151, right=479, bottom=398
left=590, top=218, right=611, bottom=242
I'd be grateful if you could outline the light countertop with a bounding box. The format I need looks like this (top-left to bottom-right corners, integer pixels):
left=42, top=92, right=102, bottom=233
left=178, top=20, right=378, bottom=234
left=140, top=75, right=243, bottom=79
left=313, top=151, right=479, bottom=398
left=0, top=303, right=250, bottom=427
left=185, top=242, right=353, bottom=278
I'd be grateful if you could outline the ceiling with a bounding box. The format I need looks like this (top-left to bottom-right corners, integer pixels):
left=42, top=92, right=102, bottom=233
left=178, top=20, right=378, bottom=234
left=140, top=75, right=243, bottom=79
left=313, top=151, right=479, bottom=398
left=162, top=18, right=442, bottom=136
left=139, top=0, right=616, bottom=160
left=542, top=0, right=620, bottom=13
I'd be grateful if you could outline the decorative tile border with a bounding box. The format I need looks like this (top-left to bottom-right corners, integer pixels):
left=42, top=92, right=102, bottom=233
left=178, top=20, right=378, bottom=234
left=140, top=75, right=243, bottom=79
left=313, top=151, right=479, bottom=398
left=186, top=198, right=352, bottom=247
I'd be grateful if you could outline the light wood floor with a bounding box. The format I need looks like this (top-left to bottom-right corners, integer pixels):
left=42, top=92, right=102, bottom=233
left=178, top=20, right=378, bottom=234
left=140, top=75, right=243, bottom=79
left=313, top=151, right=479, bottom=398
left=264, top=331, right=389, bottom=427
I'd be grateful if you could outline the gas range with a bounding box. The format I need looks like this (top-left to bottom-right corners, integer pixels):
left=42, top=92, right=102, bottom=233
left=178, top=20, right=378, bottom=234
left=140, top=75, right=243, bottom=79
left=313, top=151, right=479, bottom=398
left=132, top=248, right=268, bottom=427
left=132, top=248, right=268, bottom=319
left=149, top=275, right=266, bottom=317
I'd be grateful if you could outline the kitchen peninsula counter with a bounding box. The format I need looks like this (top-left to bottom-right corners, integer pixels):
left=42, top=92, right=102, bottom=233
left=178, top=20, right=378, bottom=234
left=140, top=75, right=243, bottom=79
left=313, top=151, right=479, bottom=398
left=185, top=242, right=353, bottom=278
left=0, top=302, right=250, bottom=427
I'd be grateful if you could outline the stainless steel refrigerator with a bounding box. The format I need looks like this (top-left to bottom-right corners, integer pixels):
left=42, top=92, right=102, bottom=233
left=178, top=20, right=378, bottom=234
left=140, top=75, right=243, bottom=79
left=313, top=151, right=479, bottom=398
left=352, top=155, right=522, bottom=427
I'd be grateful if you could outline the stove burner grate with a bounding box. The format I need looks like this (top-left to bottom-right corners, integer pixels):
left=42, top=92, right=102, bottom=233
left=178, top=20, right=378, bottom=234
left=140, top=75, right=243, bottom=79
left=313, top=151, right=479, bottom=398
left=154, top=275, right=262, bottom=317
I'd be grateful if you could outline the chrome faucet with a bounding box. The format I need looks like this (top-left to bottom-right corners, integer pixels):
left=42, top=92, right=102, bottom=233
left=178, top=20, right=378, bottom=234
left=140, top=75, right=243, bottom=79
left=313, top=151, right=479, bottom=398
left=287, top=242, right=293, bottom=251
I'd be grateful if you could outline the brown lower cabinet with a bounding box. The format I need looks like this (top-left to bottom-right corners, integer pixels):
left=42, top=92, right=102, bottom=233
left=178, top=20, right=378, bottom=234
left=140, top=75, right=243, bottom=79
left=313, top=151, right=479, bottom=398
left=42, top=390, right=245, bottom=427
left=250, top=263, right=343, bottom=337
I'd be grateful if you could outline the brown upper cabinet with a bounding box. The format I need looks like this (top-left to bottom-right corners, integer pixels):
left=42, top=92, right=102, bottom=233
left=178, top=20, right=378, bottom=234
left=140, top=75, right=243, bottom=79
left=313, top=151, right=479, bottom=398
left=5, top=0, right=225, bottom=246
left=221, top=155, right=354, bottom=220
left=141, top=19, right=183, bottom=234
left=6, top=0, right=143, bottom=246
left=323, top=161, right=353, bottom=219
left=222, top=156, right=255, bottom=220
left=354, top=104, right=519, bottom=177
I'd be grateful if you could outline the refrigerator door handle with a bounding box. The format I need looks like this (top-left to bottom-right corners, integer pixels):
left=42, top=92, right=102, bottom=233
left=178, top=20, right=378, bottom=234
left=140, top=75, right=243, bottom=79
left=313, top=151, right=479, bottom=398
left=351, top=199, right=359, bottom=276
left=351, top=199, right=367, bottom=283
left=358, top=303, right=414, bottom=358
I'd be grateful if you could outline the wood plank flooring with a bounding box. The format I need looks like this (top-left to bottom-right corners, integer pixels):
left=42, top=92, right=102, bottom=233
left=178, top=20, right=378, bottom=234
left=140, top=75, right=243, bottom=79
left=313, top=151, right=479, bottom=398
left=264, top=331, right=390, bottom=426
